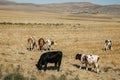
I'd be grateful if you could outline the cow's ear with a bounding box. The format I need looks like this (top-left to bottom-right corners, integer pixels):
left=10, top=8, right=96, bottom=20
left=105, top=40, right=108, bottom=43
left=79, top=54, right=82, bottom=58
left=110, top=40, right=112, bottom=42
left=75, top=54, right=79, bottom=59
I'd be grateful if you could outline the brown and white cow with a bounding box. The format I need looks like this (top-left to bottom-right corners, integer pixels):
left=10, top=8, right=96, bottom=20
left=38, top=38, right=45, bottom=51
left=75, top=53, right=100, bottom=73
left=27, top=37, right=37, bottom=51
left=45, top=39, right=55, bottom=50
left=104, top=39, right=112, bottom=51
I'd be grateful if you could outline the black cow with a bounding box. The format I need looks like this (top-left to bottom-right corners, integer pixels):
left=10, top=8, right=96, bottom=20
left=36, top=51, right=62, bottom=71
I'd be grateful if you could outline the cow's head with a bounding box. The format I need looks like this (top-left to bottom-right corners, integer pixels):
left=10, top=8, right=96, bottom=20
left=75, top=54, right=82, bottom=60
left=51, top=41, right=54, bottom=45
left=105, top=40, right=112, bottom=45
left=36, top=59, right=43, bottom=70
left=36, top=63, right=42, bottom=70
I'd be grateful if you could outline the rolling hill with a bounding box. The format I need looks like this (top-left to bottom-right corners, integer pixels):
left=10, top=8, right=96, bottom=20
left=0, top=0, right=120, bottom=15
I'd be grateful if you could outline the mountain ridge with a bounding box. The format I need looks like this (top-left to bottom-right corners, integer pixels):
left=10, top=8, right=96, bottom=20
left=0, top=0, right=120, bottom=15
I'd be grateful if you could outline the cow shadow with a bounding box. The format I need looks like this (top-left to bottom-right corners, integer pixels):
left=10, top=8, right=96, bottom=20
left=46, top=66, right=58, bottom=71
left=37, top=66, right=58, bottom=71
left=72, top=64, right=92, bottom=71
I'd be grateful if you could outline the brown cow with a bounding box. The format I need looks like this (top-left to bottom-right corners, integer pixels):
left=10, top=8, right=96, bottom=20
left=38, top=38, right=45, bottom=51
left=27, top=37, right=37, bottom=51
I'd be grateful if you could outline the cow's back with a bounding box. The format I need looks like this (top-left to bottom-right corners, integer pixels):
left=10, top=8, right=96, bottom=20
left=48, top=51, right=62, bottom=62
left=41, top=51, right=62, bottom=63
left=85, top=54, right=99, bottom=64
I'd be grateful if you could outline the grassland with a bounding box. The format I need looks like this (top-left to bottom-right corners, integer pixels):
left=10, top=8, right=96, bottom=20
left=0, top=10, right=120, bottom=80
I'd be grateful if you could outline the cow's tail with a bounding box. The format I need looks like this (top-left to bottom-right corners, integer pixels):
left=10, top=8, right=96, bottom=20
left=97, top=57, right=100, bottom=62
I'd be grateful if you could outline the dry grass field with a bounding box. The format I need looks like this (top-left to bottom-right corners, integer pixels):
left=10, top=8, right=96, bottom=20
left=0, top=10, right=120, bottom=80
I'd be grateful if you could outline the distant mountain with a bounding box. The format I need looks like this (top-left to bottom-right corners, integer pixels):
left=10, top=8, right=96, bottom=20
left=0, top=0, right=16, bottom=5
left=0, top=0, right=120, bottom=15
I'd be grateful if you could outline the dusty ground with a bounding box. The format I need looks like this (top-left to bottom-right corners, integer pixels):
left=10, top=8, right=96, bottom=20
left=0, top=10, right=120, bottom=80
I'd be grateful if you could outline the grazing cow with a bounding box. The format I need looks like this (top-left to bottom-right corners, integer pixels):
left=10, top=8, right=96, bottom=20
left=38, top=38, right=45, bottom=51
left=45, top=39, right=55, bottom=50
left=104, top=39, right=112, bottom=51
left=75, top=53, right=100, bottom=73
left=36, top=51, right=62, bottom=71
left=27, top=37, right=37, bottom=51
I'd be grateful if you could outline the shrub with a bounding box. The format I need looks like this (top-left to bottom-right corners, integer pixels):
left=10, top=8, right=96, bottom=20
left=59, top=74, right=66, bottom=80
left=49, top=75, right=57, bottom=80
left=103, top=67, right=112, bottom=72
left=72, top=75, right=80, bottom=80
left=4, top=73, right=25, bottom=80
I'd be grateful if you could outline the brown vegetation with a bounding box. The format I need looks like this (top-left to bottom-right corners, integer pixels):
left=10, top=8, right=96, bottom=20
left=0, top=9, right=120, bottom=80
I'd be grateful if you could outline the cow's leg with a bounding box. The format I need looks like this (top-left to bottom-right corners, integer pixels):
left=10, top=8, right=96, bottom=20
left=46, top=45, right=50, bottom=50
left=109, top=45, right=112, bottom=50
left=38, top=46, right=40, bottom=50
left=79, top=66, right=82, bottom=69
left=104, top=46, right=107, bottom=51
left=30, top=43, right=32, bottom=51
left=79, top=63, right=83, bottom=69
left=54, top=62, right=57, bottom=70
left=57, top=60, right=61, bottom=71
left=91, top=64, right=96, bottom=72
left=40, top=46, right=42, bottom=51
left=38, top=46, right=42, bottom=51
left=32, top=43, right=35, bottom=50
left=95, top=63, right=99, bottom=73
left=104, top=47, right=106, bottom=51
left=106, top=46, right=109, bottom=50
left=28, top=43, right=31, bottom=51
left=27, top=42, right=30, bottom=50
left=34, top=43, right=37, bottom=50
left=48, top=45, right=51, bottom=50
left=85, top=63, right=88, bottom=71
left=44, top=62, right=47, bottom=71
left=55, top=62, right=57, bottom=67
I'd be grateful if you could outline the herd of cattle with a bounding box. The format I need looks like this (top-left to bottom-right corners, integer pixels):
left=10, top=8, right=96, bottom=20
left=27, top=37, right=112, bottom=73
left=27, top=37, right=55, bottom=51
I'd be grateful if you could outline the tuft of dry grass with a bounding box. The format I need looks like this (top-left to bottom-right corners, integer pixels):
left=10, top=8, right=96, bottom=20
left=0, top=10, right=120, bottom=80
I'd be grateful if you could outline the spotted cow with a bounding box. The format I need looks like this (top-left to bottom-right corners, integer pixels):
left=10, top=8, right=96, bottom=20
left=104, top=39, right=112, bottom=51
left=75, top=53, right=100, bottom=73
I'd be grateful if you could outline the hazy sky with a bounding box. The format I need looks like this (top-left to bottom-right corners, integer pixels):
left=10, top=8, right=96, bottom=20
left=9, top=0, right=120, bottom=5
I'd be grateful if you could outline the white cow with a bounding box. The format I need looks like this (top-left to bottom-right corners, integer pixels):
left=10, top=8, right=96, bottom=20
left=75, top=53, right=100, bottom=73
left=45, top=39, right=55, bottom=50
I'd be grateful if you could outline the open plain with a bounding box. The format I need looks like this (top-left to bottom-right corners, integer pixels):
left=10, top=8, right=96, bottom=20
left=0, top=9, right=120, bottom=80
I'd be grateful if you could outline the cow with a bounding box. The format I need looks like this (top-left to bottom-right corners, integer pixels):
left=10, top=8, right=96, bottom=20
left=45, top=39, right=55, bottom=50
left=38, top=38, right=45, bottom=51
left=27, top=37, right=37, bottom=51
left=104, top=39, right=112, bottom=51
left=36, top=51, right=62, bottom=71
left=75, top=53, right=100, bottom=73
